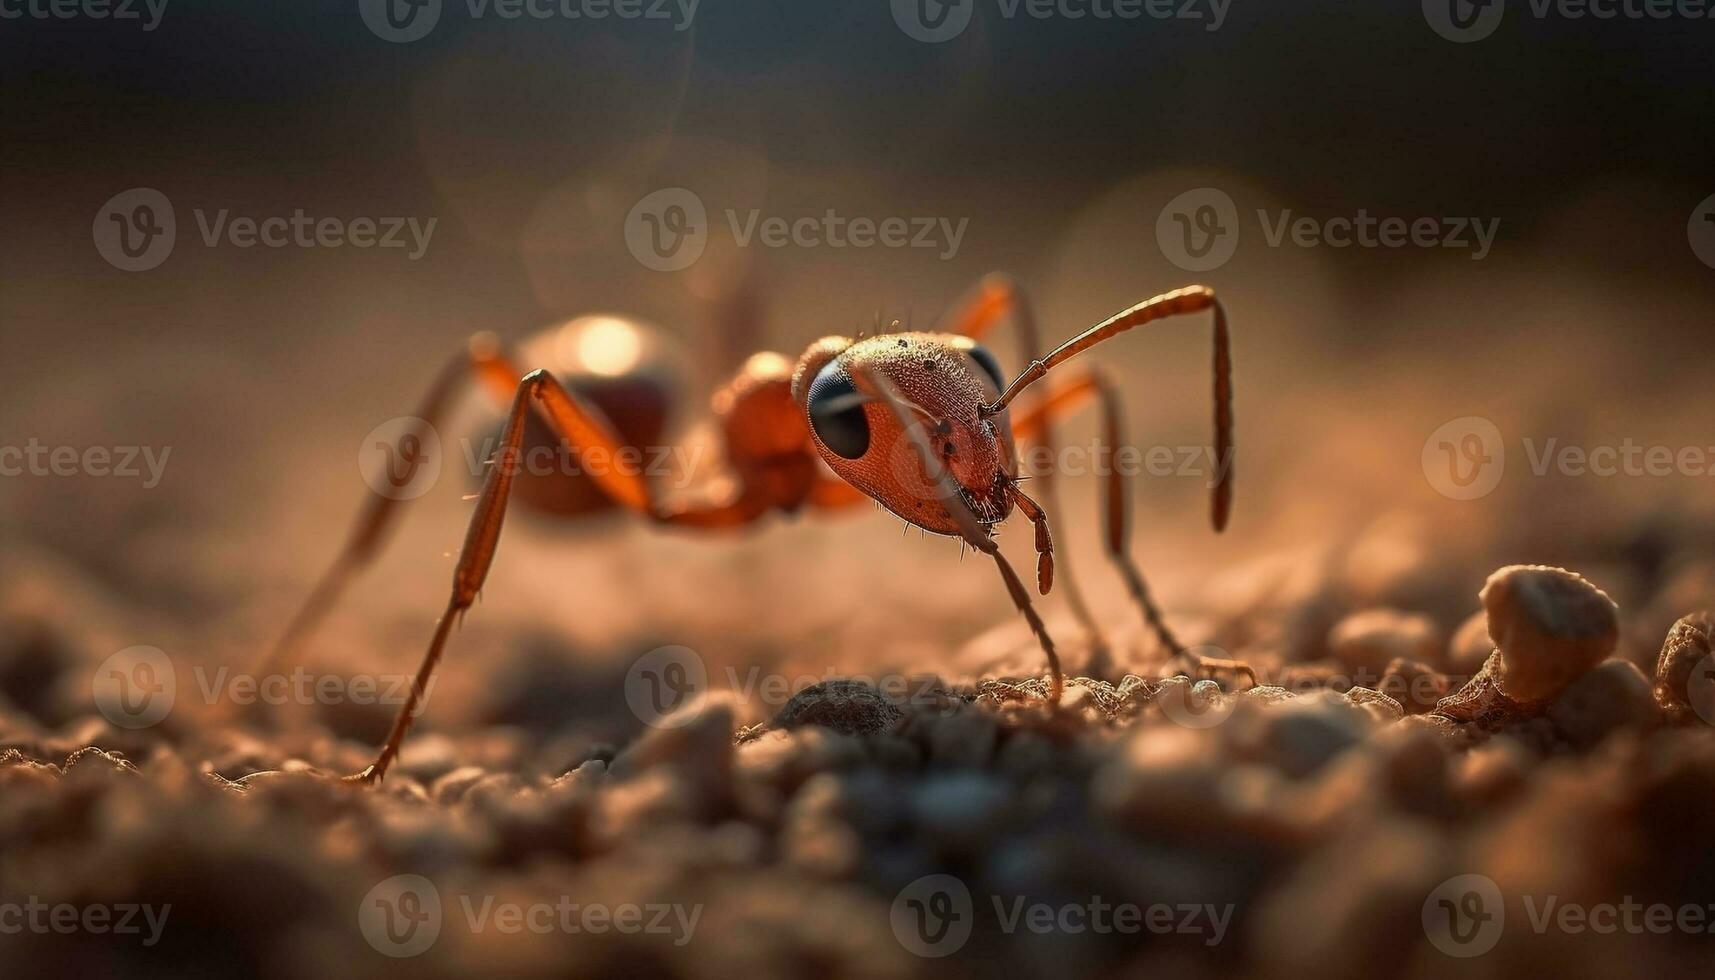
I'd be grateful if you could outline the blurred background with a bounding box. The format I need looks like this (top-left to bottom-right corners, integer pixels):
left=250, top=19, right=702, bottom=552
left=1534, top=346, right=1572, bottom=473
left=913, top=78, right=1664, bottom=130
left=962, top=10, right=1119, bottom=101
left=2, top=0, right=1713, bottom=730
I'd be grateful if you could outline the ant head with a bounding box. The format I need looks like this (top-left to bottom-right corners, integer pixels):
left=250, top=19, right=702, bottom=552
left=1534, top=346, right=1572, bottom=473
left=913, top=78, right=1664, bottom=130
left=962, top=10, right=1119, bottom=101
left=792, top=331, right=1017, bottom=535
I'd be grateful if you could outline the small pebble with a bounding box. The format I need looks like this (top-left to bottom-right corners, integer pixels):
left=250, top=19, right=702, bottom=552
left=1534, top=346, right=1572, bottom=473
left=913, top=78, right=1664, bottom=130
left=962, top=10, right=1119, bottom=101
left=431, top=765, right=490, bottom=805
left=1379, top=657, right=1451, bottom=715
left=1227, top=693, right=1368, bottom=779
left=396, top=733, right=462, bottom=783
left=1327, top=609, right=1440, bottom=676
left=1341, top=686, right=1404, bottom=722
left=1094, top=726, right=1222, bottom=830
left=1481, top=565, right=1619, bottom=702
left=1548, top=659, right=1658, bottom=748
left=1244, top=685, right=1298, bottom=706
left=611, top=695, right=735, bottom=784
left=1451, top=738, right=1532, bottom=807
left=767, top=679, right=906, bottom=737
left=1447, top=609, right=1494, bottom=678
left=1433, top=650, right=1542, bottom=730
left=1653, top=613, right=1713, bottom=723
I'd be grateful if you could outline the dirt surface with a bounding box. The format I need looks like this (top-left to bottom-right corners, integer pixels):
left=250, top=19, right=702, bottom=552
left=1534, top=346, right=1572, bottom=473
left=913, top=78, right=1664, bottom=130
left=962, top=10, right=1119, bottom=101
left=3, top=531, right=1714, bottom=980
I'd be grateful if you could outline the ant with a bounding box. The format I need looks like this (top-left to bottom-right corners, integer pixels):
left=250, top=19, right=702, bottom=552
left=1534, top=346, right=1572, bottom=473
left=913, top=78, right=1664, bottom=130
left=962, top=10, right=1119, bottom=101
left=258, top=277, right=1240, bottom=784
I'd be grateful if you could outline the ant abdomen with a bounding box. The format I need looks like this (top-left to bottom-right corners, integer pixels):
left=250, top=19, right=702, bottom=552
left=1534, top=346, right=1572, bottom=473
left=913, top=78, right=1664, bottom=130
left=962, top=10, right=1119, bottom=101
left=473, top=316, right=684, bottom=518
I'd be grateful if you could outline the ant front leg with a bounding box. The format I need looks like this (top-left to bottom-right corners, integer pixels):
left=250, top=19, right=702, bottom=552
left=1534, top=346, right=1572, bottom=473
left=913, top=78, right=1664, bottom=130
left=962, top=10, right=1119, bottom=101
left=992, top=288, right=1251, bottom=688
left=1020, top=370, right=1253, bottom=688
left=254, top=334, right=524, bottom=684
left=348, top=369, right=767, bottom=784
left=262, top=330, right=763, bottom=683
left=942, top=274, right=1112, bottom=675
left=983, top=285, right=1233, bottom=532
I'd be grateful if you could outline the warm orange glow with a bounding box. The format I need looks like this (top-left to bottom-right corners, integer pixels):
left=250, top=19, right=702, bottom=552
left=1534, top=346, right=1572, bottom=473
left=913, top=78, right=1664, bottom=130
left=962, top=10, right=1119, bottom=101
left=559, top=316, right=643, bottom=378
left=743, top=351, right=793, bottom=379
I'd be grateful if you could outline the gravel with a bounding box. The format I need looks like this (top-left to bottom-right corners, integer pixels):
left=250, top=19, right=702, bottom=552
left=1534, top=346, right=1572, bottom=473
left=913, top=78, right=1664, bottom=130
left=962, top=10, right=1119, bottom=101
left=1, top=560, right=1712, bottom=980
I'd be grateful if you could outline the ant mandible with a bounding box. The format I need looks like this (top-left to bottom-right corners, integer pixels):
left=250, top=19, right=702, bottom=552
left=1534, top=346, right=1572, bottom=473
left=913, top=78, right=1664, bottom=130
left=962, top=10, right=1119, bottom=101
left=259, top=277, right=1239, bottom=784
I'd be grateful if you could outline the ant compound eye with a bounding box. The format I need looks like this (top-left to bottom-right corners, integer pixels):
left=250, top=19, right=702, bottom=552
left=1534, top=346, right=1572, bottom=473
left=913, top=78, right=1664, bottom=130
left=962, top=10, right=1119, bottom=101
left=966, top=343, right=1007, bottom=394
left=806, top=361, right=871, bottom=460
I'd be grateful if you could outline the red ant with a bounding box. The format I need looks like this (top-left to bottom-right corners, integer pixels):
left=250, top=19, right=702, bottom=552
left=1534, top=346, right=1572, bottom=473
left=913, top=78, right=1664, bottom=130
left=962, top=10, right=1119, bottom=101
left=259, top=278, right=1239, bottom=784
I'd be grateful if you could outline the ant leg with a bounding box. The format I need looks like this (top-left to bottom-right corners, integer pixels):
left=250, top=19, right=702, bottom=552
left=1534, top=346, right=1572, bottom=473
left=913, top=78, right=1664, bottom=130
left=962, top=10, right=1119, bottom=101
left=1008, top=486, right=1054, bottom=595
left=349, top=370, right=769, bottom=784
left=982, top=285, right=1233, bottom=534
left=1016, top=369, right=1253, bottom=687
left=852, top=365, right=1065, bottom=707
left=263, top=327, right=765, bottom=684
left=254, top=334, right=523, bottom=683
left=943, top=274, right=1112, bottom=672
